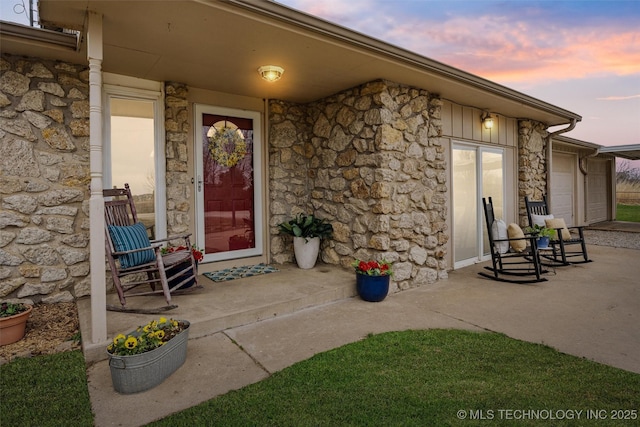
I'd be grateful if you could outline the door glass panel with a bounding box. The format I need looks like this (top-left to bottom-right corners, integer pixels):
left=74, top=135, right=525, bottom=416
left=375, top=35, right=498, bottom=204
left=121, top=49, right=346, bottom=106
left=201, top=114, right=255, bottom=254
left=110, top=99, right=156, bottom=238
left=482, top=151, right=504, bottom=255
left=453, top=147, right=477, bottom=263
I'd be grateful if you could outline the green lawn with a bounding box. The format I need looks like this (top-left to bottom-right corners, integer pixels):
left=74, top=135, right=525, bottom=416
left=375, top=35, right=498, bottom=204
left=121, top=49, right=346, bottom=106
left=3, top=330, right=639, bottom=426
left=0, top=351, right=93, bottom=426
left=150, top=330, right=639, bottom=426
left=616, top=204, right=640, bottom=222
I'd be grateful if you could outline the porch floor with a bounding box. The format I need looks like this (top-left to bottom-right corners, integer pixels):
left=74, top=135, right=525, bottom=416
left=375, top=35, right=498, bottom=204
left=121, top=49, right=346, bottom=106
left=79, top=244, right=640, bottom=427
left=78, top=262, right=356, bottom=363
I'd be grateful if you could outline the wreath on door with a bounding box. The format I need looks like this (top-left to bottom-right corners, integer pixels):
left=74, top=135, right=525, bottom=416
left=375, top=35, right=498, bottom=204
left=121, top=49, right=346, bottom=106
left=207, top=126, right=247, bottom=168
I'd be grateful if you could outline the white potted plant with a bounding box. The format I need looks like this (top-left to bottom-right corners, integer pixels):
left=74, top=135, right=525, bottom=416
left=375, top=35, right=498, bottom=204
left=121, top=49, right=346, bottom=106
left=278, top=213, right=333, bottom=269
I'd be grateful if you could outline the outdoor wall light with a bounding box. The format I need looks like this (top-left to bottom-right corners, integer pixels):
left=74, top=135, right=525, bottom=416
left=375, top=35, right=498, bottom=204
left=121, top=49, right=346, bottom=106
left=481, top=111, right=494, bottom=129
left=258, top=65, right=284, bottom=82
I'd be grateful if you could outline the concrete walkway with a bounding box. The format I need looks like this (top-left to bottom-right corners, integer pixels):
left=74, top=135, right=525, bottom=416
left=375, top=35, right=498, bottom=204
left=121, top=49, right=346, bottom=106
left=82, top=244, right=640, bottom=427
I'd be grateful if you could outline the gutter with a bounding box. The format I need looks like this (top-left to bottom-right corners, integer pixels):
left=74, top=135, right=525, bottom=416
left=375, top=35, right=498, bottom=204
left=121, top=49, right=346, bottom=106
left=545, top=119, right=578, bottom=210
left=222, top=0, right=582, bottom=124
left=0, top=20, right=79, bottom=50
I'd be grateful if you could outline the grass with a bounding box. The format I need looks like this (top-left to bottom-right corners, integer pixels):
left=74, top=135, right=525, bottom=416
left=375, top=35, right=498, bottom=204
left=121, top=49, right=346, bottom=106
left=2, top=330, right=639, bottom=426
left=149, top=330, right=640, bottom=426
left=616, top=204, right=640, bottom=222
left=0, top=350, right=92, bottom=426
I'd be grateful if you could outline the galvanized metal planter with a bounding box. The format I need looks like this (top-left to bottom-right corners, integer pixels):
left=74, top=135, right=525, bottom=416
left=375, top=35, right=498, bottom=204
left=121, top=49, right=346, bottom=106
left=107, top=320, right=190, bottom=394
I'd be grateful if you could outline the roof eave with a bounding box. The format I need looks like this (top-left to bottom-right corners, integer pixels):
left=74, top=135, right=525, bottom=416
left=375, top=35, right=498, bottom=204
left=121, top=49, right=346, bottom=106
left=228, top=0, right=582, bottom=125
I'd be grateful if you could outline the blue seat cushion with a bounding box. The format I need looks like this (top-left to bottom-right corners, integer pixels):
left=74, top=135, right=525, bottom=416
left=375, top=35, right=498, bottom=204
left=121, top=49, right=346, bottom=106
left=108, top=222, right=155, bottom=268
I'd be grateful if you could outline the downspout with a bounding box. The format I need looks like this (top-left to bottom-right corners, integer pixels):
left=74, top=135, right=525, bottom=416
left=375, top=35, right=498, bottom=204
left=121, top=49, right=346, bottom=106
left=545, top=119, right=577, bottom=210
left=579, top=146, right=601, bottom=223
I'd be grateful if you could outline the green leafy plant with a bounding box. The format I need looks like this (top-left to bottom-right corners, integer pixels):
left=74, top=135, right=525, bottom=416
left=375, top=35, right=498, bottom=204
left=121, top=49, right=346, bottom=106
left=278, top=213, right=333, bottom=240
left=352, top=259, right=393, bottom=276
left=0, top=302, right=29, bottom=318
left=525, top=224, right=554, bottom=238
left=107, top=317, right=187, bottom=356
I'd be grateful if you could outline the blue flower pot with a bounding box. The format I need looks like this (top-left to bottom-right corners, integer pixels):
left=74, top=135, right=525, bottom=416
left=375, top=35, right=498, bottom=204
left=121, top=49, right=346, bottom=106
left=536, top=236, right=550, bottom=249
left=356, top=274, right=390, bottom=302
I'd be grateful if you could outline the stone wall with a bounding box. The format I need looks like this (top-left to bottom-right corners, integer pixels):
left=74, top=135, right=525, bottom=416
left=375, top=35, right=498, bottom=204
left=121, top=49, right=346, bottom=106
left=164, top=82, right=191, bottom=237
left=269, top=80, right=449, bottom=291
left=0, top=54, right=91, bottom=304
left=518, top=120, right=548, bottom=226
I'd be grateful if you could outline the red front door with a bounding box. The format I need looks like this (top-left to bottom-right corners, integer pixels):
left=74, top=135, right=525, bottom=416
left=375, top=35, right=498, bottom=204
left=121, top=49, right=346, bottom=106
left=201, top=114, right=255, bottom=255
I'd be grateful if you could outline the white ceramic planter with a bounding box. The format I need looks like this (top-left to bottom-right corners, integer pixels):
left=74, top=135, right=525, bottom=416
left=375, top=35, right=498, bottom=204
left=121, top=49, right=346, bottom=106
left=293, top=236, right=320, bottom=269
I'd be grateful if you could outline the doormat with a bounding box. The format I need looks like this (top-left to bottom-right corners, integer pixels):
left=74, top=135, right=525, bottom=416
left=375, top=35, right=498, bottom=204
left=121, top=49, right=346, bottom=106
left=203, top=263, right=279, bottom=283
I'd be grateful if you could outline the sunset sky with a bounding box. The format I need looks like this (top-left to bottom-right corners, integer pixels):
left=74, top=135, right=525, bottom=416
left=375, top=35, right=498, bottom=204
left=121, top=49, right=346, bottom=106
left=2, top=1, right=638, bottom=148
left=278, top=0, right=640, bottom=148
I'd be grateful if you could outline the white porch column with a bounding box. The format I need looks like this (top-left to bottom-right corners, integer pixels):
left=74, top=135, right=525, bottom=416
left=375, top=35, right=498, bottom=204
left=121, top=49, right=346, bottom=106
left=87, top=11, right=107, bottom=344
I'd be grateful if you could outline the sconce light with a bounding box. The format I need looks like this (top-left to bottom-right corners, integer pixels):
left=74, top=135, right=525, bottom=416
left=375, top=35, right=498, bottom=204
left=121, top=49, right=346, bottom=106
left=258, top=65, right=284, bottom=82
left=481, top=111, right=494, bottom=129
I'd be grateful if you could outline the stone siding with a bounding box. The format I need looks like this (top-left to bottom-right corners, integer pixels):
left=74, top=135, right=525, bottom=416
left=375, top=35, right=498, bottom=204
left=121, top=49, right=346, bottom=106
left=0, top=54, right=90, bottom=303
left=518, top=120, right=548, bottom=226
left=164, top=82, right=191, bottom=237
left=270, top=80, right=449, bottom=291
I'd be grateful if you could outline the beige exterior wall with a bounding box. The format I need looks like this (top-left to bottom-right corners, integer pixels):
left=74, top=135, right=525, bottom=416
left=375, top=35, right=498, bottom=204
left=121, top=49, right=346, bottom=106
left=551, top=140, right=615, bottom=226
left=440, top=100, right=521, bottom=266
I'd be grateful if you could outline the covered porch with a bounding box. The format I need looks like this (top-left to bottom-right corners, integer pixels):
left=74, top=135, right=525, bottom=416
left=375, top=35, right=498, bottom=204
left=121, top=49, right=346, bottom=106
left=79, top=242, right=640, bottom=427
left=78, top=262, right=356, bottom=363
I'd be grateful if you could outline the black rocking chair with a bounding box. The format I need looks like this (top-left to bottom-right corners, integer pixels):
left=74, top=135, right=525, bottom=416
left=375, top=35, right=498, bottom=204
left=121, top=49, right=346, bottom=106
left=524, top=195, right=591, bottom=266
left=479, top=197, right=548, bottom=284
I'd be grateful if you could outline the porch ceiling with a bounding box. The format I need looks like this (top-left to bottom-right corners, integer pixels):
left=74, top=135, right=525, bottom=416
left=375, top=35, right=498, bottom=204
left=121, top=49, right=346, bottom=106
left=9, top=0, right=580, bottom=127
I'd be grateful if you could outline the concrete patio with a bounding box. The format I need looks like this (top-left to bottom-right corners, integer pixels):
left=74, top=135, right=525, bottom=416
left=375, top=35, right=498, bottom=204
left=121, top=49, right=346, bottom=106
left=78, top=243, right=640, bottom=427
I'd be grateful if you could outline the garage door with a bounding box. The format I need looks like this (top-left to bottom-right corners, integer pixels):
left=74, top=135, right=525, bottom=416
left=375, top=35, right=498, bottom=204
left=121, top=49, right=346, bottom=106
left=587, top=158, right=608, bottom=223
left=551, top=153, right=575, bottom=226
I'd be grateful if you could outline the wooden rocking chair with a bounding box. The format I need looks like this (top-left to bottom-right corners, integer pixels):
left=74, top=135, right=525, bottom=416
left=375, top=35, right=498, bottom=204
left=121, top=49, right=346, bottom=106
left=104, top=184, right=199, bottom=313
left=479, top=197, right=548, bottom=284
left=524, top=195, right=591, bottom=266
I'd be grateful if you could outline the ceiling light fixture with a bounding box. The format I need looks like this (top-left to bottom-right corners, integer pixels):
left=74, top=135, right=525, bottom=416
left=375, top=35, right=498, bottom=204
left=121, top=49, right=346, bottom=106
left=258, top=65, right=284, bottom=82
left=481, top=111, right=494, bottom=129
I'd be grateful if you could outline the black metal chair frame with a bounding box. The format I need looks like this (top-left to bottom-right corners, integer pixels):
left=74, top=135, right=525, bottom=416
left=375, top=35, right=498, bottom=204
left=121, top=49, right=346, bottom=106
left=479, top=197, right=548, bottom=284
left=524, top=195, right=591, bottom=266
left=104, top=183, right=200, bottom=313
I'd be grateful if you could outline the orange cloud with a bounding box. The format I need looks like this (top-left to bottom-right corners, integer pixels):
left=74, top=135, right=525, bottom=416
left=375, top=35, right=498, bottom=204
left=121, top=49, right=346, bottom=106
left=388, top=15, right=640, bottom=85
left=596, top=94, right=640, bottom=101
left=281, top=1, right=640, bottom=86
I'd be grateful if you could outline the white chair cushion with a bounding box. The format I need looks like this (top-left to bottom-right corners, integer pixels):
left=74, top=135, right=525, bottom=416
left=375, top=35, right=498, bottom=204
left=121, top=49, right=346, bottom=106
left=531, top=213, right=554, bottom=227
left=491, top=219, right=509, bottom=254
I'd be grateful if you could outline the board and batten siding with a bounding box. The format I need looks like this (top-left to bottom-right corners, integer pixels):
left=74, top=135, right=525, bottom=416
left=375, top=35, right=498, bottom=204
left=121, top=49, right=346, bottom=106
left=441, top=100, right=518, bottom=147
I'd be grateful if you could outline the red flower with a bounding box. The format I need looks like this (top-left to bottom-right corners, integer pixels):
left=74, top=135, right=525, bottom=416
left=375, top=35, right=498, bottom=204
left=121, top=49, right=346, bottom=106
left=352, top=259, right=393, bottom=276
left=162, top=245, right=203, bottom=262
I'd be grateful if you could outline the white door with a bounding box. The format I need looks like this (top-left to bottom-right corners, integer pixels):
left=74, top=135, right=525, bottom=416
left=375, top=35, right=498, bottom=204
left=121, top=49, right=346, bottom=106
left=551, top=153, right=575, bottom=226
left=103, top=85, right=166, bottom=240
left=453, top=144, right=504, bottom=268
left=194, top=105, right=263, bottom=263
left=587, top=158, right=609, bottom=223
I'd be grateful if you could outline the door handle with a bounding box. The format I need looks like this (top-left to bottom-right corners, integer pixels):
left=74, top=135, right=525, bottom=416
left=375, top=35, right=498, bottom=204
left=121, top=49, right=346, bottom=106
left=196, top=175, right=203, bottom=192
